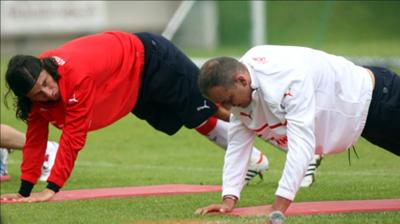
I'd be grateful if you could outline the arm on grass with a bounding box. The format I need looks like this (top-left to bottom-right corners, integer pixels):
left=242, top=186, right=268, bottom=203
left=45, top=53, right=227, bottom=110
left=195, top=114, right=255, bottom=215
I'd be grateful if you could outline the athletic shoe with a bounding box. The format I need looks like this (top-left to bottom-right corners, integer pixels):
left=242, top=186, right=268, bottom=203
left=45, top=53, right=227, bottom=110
left=300, top=154, right=323, bottom=187
left=39, top=141, right=59, bottom=182
left=245, top=153, right=269, bottom=184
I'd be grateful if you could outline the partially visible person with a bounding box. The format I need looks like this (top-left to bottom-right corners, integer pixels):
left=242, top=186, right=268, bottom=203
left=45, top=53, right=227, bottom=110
left=0, top=31, right=269, bottom=203
left=195, top=46, right=399, bottom=223
left=0, top=124, right=58, bottom=182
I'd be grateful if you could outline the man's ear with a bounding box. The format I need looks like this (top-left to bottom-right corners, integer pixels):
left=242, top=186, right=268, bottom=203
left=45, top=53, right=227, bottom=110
left=235, top=73, right=248, bottom=87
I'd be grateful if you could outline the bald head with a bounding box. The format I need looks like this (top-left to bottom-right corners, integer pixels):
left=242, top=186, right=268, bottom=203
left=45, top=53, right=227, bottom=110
left=198, top=57, right=247, bottom=98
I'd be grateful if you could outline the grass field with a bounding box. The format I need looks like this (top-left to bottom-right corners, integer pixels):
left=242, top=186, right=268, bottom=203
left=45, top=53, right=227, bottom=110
left=1, top=111, right=400, bottom=224
left=1, top=61, right=399, bottom=224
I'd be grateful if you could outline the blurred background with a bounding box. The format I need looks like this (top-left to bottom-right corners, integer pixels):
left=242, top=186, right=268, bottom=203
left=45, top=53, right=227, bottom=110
left=1, top=1, right=399, bottom=70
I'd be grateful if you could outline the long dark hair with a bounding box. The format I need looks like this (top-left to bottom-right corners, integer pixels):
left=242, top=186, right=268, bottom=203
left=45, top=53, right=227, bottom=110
left=4, top=55, right=60, bottom=122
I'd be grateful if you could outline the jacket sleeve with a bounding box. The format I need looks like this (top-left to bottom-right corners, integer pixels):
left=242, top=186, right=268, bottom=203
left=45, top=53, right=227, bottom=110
left=47, top=77, right=95, bottom=189
left=222, top=114, right=256, bottom=199
left=274, top=74, right=316, bottom=201
left=20, top=107, right=49, bottom=184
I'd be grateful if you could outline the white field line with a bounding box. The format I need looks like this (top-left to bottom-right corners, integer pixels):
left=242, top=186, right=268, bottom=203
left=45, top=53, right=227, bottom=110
left=7, top=159, right=400, bottom=177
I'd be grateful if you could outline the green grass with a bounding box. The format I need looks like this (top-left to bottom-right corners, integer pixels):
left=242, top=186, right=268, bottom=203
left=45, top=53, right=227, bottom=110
left=1, top=114, right=400, bottom=224
left=1, top=115, right=399, bottom=223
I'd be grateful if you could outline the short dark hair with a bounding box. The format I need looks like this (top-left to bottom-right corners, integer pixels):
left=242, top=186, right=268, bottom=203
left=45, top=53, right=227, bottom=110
left=4, top=55, right=59, bottom=121
left=198, top=57, right=246, bottom=98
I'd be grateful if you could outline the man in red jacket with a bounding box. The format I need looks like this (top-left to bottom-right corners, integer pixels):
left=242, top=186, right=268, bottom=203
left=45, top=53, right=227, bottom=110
left=1, top=31, right=269, bottom=203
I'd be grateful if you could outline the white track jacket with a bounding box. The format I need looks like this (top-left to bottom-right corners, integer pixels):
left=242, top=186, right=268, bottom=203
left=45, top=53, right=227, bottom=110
left=222, top=45, right=374, bottom=201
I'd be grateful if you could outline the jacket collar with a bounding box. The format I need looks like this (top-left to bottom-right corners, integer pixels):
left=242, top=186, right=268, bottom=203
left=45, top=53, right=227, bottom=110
left=245, top=64, right=260, bottom=101
left=246, top=64, right=259, bottom=90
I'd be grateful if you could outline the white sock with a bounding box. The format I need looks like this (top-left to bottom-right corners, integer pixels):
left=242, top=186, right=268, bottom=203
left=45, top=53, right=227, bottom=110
left=196, top=117, right=263, bottom=163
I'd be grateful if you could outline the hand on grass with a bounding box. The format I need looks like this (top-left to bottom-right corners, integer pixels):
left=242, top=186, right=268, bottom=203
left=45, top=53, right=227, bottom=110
left=195, top=197, right=236, bottom=215
left=19, top=188, right=56, bottom=203
left=0, top=193, right=24, bottom=202
left=1, top=189, right=55, bottom=203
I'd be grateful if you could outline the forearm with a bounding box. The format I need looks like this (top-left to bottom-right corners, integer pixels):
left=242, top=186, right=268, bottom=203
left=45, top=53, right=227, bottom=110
left=46, top=140, right=80, bottom=189
left=222, top=116, right=255, bottom=199
left=0, top=124, right=26, bottom=149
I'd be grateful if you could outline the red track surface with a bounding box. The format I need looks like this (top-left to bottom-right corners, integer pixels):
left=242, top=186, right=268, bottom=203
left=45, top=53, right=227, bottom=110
left=0, top=184, right=221, bottom=204
left=2, top=184, right=398, bottom=217
left=222, top=199, right=400, bottom=217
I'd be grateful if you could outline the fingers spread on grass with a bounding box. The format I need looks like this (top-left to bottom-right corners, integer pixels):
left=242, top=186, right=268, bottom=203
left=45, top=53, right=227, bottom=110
left=0, top=193, right=24, bottom=201
left=195, top=204, right=224, bottom=215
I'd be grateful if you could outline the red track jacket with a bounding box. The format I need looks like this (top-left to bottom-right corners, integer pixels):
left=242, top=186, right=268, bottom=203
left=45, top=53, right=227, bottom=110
left=21, top=31, right=145, bottom=188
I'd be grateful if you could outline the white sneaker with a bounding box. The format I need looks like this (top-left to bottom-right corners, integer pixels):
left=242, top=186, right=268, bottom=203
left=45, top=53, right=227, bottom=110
left=39, top=141, right=59, bottom=182
left=300, top=154, right=323, bottom=187
left=245, top=153, right=269, bottom=184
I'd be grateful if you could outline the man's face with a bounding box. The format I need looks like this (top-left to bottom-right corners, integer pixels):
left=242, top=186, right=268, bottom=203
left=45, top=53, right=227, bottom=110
left=207, top=73, right=253, bottom=110
left=26, top=70, right=60, bottom=102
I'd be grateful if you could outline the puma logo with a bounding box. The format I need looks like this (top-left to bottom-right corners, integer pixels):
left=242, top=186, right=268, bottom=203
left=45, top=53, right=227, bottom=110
left=283, top=89, right=293, bottom=98
left=197, top=100, right=210, bottom=111
left=52, top=56, right=65, bottom=66
left=240, top=112, right=252, bottom=120
left=68, top=94, right=79, bottom=104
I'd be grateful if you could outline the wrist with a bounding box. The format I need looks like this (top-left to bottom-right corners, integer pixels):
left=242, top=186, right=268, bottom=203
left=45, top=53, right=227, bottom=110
left=18, top=180, right=34, bottom=197
left=223, top=194, right=238, bottom=202
left=222, top=194, right=238, bottom=208
left=46, top=181, right=61, bottom=193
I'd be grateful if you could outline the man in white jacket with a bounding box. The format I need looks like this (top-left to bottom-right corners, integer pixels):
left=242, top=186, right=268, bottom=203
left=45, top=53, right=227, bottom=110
left=194, top=45, right=399, bottom=223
